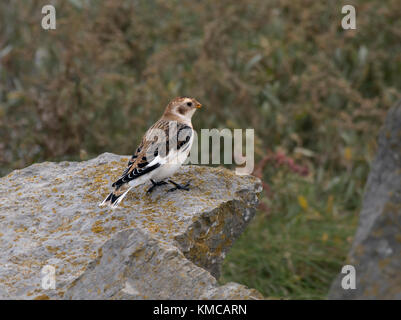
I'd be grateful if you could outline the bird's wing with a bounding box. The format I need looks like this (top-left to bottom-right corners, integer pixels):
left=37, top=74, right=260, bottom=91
left=112, top=120, right=192, bottom=189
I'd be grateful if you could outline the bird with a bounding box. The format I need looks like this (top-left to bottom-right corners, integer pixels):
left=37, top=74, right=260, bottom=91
left=99, top=97, right=202, bottom=209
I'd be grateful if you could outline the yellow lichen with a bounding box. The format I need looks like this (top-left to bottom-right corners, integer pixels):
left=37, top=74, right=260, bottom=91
left=91, top=220, right=104, bottom=233
left=33, top=294, right=50, bottom=300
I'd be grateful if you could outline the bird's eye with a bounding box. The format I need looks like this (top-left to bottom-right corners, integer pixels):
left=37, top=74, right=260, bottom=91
left=186, top=102, right=192, bottom=107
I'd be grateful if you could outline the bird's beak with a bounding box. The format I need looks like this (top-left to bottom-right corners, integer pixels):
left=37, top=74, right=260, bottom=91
left=195, top=103, right=202, bottom=109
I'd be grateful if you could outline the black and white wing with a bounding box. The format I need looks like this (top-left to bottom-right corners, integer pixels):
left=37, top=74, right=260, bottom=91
left=111, top=120, right=192, bottom=189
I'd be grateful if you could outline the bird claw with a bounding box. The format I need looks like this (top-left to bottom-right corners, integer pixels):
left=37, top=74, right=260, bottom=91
left=147, top=179, right=168, bottom=194
left=167, top=180, right=191, bottom=192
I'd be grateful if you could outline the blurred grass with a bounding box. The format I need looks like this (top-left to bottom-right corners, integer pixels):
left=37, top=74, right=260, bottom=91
left=1, top=0, right=400, bottom=299
left=220, top=173, right=360, bottom=299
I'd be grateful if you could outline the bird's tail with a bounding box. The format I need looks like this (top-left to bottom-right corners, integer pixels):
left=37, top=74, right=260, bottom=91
left=99, top=187, right=132, bottom=209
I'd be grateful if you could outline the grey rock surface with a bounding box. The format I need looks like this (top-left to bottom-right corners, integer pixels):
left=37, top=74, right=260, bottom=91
left=329, top=103, right=401, bottom=299
left=0, top=153, right=263, bottom=300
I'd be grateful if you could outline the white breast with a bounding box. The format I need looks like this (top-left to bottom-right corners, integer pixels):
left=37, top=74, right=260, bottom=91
left=151, top=132, right=194, bottom=181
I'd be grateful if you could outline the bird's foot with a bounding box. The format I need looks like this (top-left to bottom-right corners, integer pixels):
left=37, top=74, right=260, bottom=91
left=146, top=179, right=168, bottom=194
left=167, top=179, right=191, bottom=192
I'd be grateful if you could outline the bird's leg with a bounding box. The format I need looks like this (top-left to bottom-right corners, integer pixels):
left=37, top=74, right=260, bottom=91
left=146, top=179, right=168, bottom=194
left=167, top=179, right=191, bottom=192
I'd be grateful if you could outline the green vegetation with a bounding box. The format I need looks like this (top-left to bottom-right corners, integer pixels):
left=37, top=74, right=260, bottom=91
left=1, top=0, right=400, bottom=299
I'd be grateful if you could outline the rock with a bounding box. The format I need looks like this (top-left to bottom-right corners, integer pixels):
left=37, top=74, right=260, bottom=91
left=0, top=153, right=263, bottom=300
left=329, top=103, right=401, bottom=299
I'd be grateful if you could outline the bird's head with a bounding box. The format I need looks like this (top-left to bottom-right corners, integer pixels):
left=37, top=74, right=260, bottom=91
left=163, top=97, right=202, bottom=123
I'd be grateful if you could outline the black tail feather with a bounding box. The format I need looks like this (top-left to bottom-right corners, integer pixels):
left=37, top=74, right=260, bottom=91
left=100, top=191, right=122, bottom=207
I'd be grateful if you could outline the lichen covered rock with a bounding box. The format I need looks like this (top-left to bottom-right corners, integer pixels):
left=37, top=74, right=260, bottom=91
left=329, top=103, right=401, bottom=299
left=0, top=153, right=263, bottom=299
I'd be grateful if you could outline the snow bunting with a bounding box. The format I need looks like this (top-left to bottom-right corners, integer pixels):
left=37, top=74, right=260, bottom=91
left=99, top=97, right=202, bottom=209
